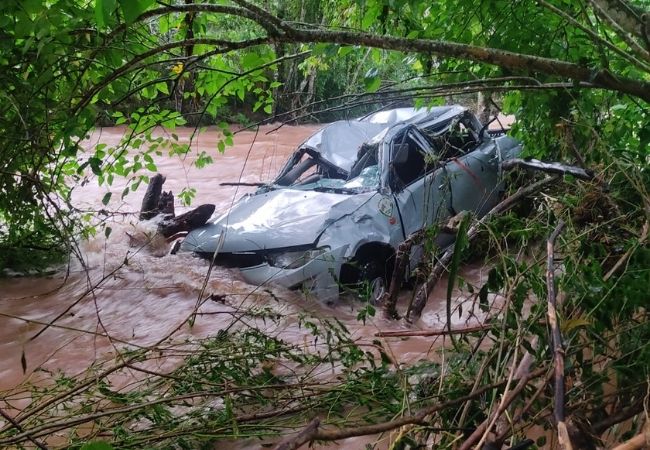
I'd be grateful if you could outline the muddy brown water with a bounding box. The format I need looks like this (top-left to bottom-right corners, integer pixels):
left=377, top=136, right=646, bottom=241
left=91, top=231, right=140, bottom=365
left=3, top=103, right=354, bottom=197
left=0, top=125, right=494, bottom=447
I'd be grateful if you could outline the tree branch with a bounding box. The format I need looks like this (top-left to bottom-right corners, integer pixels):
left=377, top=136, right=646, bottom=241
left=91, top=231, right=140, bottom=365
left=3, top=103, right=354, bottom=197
left=273, top=418, right=320, bottom=450
left=500, top=159, right=595, bottom=180
left=546, top=220, right=573, bottom=450
left=280, top=27, right=650, bottom=101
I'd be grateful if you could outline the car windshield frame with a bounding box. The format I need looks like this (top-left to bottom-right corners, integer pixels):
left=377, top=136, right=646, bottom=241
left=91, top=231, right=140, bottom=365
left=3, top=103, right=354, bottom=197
left=269, top=106, right=473, bottom=195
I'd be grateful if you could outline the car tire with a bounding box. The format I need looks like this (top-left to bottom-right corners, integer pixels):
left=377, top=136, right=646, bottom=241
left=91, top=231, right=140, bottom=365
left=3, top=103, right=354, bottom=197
left=358, top=259, right=389, bottom=305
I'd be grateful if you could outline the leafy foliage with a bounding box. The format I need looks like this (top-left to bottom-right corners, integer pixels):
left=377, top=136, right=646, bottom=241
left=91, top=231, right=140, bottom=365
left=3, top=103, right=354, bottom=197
left=0, top=0, right=648, bottom=447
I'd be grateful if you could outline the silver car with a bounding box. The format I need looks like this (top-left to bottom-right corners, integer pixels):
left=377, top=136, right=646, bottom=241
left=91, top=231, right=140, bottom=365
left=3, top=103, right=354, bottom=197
left=180, top=106, right=521, bottom=303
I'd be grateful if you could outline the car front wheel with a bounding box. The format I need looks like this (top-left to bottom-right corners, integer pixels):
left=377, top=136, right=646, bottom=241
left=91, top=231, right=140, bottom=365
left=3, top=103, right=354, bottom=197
left=358, top=259, right=389, bottom=305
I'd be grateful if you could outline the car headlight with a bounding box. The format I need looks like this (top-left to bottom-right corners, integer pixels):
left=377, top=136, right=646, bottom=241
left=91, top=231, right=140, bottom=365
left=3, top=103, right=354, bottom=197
left=268, top=247, right=329, bottom=269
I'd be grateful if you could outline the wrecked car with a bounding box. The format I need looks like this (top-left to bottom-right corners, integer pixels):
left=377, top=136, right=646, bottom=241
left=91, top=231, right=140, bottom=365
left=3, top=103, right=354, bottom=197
left=179, top=106, right=522, bottom=303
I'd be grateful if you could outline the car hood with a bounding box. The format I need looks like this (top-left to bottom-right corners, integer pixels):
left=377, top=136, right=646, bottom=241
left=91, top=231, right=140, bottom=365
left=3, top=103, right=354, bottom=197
left=181, top=188, right=376, bottom=253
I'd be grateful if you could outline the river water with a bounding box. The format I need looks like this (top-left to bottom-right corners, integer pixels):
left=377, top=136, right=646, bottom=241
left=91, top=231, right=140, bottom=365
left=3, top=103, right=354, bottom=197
left=0, top=125, right=492, bottom=447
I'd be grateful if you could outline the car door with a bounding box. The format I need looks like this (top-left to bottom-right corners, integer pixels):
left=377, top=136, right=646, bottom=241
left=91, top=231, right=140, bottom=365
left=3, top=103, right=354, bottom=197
left=444, top=139, right=502, bottom=216
left=389, top=127, right=451, bottom=239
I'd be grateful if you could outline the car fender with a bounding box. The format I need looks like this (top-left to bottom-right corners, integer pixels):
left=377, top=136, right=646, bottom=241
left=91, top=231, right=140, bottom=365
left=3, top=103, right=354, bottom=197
left=316, top=192, right=402, bottom=260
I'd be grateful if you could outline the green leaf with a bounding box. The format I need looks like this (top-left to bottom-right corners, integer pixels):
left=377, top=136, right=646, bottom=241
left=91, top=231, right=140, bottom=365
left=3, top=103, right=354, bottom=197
left=22, top=0, right=43, bottom=15
left=156, top=82, right=169, bottom=95
left=242, top=52, right=262, bottom=68
left=95, top=0, right=117, bottom=28
left=364, top=67, right=381, bottom=92
left=364, top=76, right=380, bottom=93
left=89, top=157, right=102, bottom=176
left=101, top=192, right=112, bottom=206
left=338, top=46, right=354, bottom=57
left=118, top=0, right=153, bottom=24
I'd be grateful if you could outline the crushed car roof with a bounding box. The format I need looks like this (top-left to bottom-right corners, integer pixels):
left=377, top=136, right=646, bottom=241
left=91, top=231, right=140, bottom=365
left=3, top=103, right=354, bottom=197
left=301, top=106, right=466, bottom=172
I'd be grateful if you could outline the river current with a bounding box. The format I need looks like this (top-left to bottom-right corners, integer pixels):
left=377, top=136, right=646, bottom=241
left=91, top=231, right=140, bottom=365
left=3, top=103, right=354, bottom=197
left=0, top=124, right=492, bottom=447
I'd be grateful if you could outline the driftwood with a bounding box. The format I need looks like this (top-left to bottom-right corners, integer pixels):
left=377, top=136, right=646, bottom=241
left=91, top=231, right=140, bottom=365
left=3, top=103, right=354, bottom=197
left=375, top=323, right=489, bottom=338
left=501, top=158, right=595, bottom=180
left=138, top=173, right=215, bottom=238
left=139, top=173, right=167, bottom=220
left=158, top=204, right=215, bottom=238
left=382, top=229, right=425, bottom=318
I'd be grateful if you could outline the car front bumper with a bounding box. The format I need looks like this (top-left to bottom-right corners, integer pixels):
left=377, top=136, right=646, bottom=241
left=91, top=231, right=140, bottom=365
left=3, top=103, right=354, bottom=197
left=238, top=245, right=349, bottom=303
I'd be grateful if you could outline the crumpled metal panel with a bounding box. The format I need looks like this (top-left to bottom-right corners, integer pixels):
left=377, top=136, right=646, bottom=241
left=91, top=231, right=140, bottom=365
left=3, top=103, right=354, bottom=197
left=303, top=121, right=386, bottom=172
left=181, top=189, right=374, bottom=253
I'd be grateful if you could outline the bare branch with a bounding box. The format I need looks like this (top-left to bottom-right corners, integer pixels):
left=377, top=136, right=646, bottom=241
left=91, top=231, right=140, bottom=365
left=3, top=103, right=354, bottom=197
left=375, top=324, right=490, bottom=337
left=500, top=159, right=595, bottom=180
left=280, top=27, right=650, bottom=101
left=546, top=220, right=573, bottom=450
left=273, top=418, right=320, bottom=450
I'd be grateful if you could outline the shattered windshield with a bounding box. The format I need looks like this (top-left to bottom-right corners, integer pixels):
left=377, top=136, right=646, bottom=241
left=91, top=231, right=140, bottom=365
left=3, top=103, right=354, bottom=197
left=270, top=141, right=380, bottom=194
left=294, top=165, right=379, bottom=194
left=302, top=121, right=386, bottom=173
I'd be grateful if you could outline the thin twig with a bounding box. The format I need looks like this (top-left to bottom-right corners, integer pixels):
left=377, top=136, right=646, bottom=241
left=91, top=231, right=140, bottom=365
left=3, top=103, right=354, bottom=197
left=273, top=418, right=320, bottom=450
left=547, top=220, right=572, bottom=450
left=375, top=324, right=490, bottom=337
left=0, top=407, right=50, bottom=450
left=603, top=220, right=649, bottom=281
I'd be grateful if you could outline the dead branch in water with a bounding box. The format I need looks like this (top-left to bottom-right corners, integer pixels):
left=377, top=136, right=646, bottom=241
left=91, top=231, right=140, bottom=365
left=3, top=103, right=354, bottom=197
left=375, top=323, right=490, bottom=337
left=273, top=418, right=320, bottom=450
left=382, top=229, right=425, bottom=318
left=139, top=173, right=169, bottom=220
left=138, top=173, right=215, bottom=237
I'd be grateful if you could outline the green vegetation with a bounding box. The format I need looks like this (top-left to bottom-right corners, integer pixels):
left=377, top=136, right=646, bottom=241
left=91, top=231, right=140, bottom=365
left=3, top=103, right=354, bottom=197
left=0, top=0, right=648, bottom=449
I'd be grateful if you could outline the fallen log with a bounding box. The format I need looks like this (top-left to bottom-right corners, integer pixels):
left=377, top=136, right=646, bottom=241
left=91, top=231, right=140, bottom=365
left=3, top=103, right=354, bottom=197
left=139, top=173, right=166, bottom=220
left=158, top=204, right=216, bottom=238
left=138, top=173, right=215, bottom=238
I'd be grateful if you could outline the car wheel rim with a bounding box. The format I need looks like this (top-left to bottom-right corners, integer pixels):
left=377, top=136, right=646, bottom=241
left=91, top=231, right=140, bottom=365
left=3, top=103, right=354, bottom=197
left=369, top=277, right=386, bottom=304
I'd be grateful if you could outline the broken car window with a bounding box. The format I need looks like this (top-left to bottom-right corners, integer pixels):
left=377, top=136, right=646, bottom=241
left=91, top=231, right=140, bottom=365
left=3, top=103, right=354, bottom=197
left=274, top=148, right=347, bottom=187
left=421, top=116, right=479, bottom=159
left=390, top=129, right=435, bottom=189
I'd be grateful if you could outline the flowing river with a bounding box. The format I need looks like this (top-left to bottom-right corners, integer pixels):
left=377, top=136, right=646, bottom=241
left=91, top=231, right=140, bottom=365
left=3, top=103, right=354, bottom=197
left=0, top=124, right=493, bottom=448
